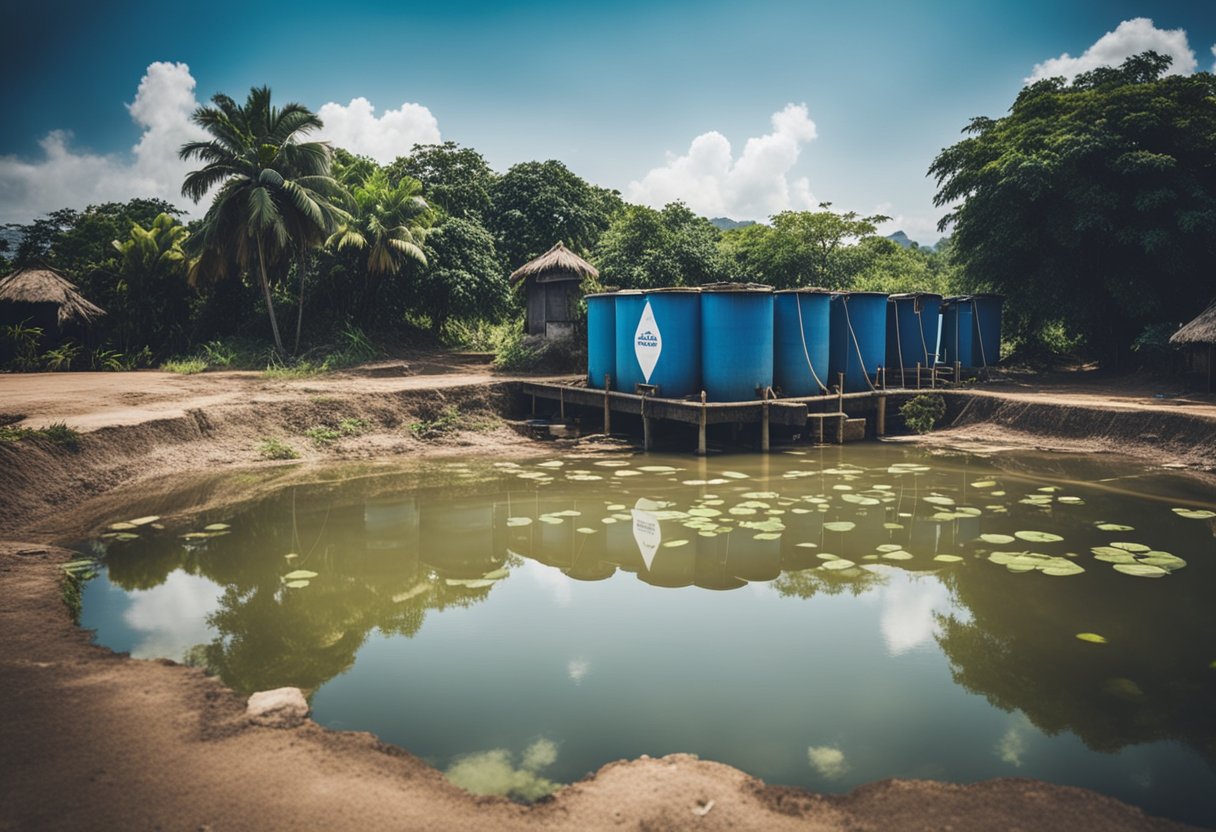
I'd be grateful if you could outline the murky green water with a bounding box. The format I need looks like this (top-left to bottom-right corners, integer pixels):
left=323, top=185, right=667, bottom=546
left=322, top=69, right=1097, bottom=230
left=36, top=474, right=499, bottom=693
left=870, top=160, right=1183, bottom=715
left=77, top=445, right=1216, bottom=825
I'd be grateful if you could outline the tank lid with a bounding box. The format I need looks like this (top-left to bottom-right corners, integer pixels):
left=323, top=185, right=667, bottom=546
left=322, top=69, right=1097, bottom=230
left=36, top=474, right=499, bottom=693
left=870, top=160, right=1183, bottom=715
left=645, top=286, right=701, bottom=293
left=584, top=291, right=617, bottom=299
left=615, top=289, right=645, bottom=296
left=942, top=294, right=972, bottom=304
left=699, top=281, right=773, bottom=293
left=888, top=292, right=943, bottom=301
left=774, top=287, right=832, bottom=295
left=831, top=291, right=889, bottom=299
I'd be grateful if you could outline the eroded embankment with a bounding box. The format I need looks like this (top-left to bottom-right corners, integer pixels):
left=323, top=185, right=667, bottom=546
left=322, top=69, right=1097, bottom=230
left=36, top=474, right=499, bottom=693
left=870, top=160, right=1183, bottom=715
left=934, top=390, right=1216, bottom=471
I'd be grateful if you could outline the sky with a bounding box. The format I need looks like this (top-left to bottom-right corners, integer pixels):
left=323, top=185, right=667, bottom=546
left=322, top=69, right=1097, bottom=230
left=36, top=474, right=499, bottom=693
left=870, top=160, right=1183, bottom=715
left=1, top=1, right=1214, bottom=244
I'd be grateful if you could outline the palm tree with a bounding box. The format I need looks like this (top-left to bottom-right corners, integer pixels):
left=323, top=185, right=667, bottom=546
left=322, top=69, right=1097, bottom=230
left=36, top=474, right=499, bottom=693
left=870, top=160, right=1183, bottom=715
left=109, top=212, right=193, bottom=352
left=179, top=86, right=347, bottom=354
left=327, top=169, right=432, bottom=323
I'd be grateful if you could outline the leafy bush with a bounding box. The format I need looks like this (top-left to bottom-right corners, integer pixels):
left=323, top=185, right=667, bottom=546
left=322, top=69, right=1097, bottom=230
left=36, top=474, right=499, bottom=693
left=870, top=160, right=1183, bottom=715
left=492, top=325, right=542, bottom=371
left=42, top=342, right=81, bottom=371
left=3, top=321, right=43, bottom=370
left=900, top=394, right=947, bottom=435
left=257, top=438, right=300, bottom=460
left=161, top=358, right=208, bottom=374
left=409, top=406, right=461, bottom=439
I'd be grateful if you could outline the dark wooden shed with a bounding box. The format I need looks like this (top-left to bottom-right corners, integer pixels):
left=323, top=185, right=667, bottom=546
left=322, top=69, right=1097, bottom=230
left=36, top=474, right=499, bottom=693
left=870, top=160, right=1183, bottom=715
left=510, top=242, right=598, bottom=339
left=1170, top=301, right=1216, bottom=393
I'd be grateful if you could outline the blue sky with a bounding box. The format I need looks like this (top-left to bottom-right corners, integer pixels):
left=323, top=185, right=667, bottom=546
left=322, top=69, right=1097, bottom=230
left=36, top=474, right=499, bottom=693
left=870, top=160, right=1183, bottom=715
left=2, top=1, right=1214, bottom=242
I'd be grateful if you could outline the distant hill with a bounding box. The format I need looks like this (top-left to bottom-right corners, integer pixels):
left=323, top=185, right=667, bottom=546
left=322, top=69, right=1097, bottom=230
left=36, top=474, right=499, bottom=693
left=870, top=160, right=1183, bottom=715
left=710, top=217, right=757, bottom=231
left=885, top=230, right=935, bottom=252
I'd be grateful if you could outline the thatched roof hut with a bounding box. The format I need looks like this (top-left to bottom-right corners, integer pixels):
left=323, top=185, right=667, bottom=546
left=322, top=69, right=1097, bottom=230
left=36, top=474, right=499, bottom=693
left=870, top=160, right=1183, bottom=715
left=1171, top=301, right=1216, bottom=392
left=0, top=266, right=106, bottom=327
left=1170, top=301, right=1216, bottom=346
left=510, top=242, right=597, bottom=339
left=509, top=241, right=599, bottom=285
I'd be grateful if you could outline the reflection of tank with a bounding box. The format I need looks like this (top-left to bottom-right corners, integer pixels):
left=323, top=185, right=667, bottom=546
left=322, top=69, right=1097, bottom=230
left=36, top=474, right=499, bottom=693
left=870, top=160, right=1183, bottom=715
left=695, top=534, right=747, bottom=590
left=725, top=531, right=781, bottom=582
left=909, top=515, right=941, bottom=555
left=363, top=499, right=420, bottom=552
left=565, top=543, right=617, bottom=582
left=420, top=494, right=501, bottom=578
left=602, top=514, right=642, bottom=573
left=529, top=495, right=580, bottom=569
left=781, top=509, right=825, bottom=569
left=639, top=543, right=695, bottom=588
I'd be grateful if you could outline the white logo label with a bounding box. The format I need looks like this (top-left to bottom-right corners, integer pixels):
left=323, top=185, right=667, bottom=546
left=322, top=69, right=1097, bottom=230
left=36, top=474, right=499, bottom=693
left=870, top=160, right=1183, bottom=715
left=631, top=498, right=662, bottom=571
left=634, top=300, right=662, bottom=383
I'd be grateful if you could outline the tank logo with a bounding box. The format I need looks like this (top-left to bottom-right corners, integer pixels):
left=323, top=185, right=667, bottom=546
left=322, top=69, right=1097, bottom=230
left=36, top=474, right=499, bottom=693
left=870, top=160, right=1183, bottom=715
left=631, top=498, right=662, bottom=570
left=634, top=300, right=662, bottom=383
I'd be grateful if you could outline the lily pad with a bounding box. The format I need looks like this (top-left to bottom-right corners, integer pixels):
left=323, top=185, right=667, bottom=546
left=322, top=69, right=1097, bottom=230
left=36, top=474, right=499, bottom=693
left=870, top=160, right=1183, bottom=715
left=284, top=570, right=318, bottom=580
left=576, top=527, right=598, bottom=535
left=663, top=540, right=690, bottom=548
left=1096, top=523, right=1134, bottom=532
left=876, top=544, right=904, bottom=553
left=823, top=521, right=856, bottom=533
left=1172, top=508, right=1216, bottom=520
left=753, top=533, right=782, bottom=541
left=971, top=480, right=996, bottom=488
left=933, top=554, right=964, bottom=563
left=1041, top=561, right=1085, bottom=577
left=1109, top=541, right=1150, bottom=553
left=721, top=471, right=749, bottom=479
left=1015, top=531, right=1064, bottom=543
left=114, top=533, right=140, bottom=541
left=108, top=522, right=137, bottom=531
left=284, top=552, right=299, bottom=559
left=882, top=550, right=914, bottom=561
left=923, top=495, right=956, bottom=506
left=506, top=517, right=533, bottom=527
left=1113, top=563, right=1168, bottom=578
left=204, top=523, right=230, bottom=532
left=821, top=558, right=857, bottom=570
left=128, top=516, right=161, bottom=526
left=1091, top=547, right=1135, bottom=564
left=1138, top=551, right=1186, bottom=571
left=1076, top=633, right=1107, bottom=644
left=979, top=533, right=1016, bottom=544
left=284, top=580, right=310, bottom=589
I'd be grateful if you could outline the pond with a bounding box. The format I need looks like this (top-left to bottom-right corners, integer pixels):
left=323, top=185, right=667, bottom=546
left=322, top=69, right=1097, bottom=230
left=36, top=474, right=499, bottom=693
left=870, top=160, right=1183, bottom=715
left=75, top=444, right=1216, bottom=825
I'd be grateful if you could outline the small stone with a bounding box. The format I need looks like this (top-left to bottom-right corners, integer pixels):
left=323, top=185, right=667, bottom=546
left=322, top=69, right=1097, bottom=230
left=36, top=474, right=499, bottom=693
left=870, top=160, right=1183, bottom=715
left=246, top=687, right=309, bottom=728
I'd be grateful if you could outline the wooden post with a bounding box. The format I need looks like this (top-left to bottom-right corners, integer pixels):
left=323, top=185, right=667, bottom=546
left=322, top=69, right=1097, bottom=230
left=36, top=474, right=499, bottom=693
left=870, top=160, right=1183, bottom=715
left=954, top=361, right=962, bottom=384
left=816, top=414, right=824, bottom=445
left=877, top=395, right=887, bottom=437
left=603, top=375, right=611, bottom=435
left=837, top=373, right=845, bottom=411
left=642, top=397, right=652, bottom=451
left=530, top=394, right=536, bottom=416
left=697, top=391, right=707, bottom=456
left=559, top=387, right=565, bottom=420
left=930, top=361, right=936, bottom=389
left=916, top=362, right=922, bottom=390
left=761, top=401, right=770, bottom=453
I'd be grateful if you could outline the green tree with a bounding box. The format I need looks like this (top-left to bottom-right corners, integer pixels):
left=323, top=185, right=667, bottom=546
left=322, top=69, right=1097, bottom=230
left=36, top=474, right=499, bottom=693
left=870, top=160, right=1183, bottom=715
left=180, top=86, right=347, bottom=354
left=930, top=52, right=1216, bottom=359
left=594, top=202, right=727, bottom=288
left=107, top=212, right=194, bottom=353
left=720, top=204, right=889, bottom=288
left=389, top=141, right=496, bottom=222
left=326, top=168, right=432, bottom=324
left=417, top=216, right=507, bottom=332
left=487, top=160, right=621, bottom=270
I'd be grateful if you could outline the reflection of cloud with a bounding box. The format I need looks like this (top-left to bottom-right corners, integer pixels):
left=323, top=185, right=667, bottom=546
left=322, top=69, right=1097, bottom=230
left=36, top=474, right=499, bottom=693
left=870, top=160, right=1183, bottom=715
left=567, top=658, right=590, bottom=684
left=879, top=579, right=952, bottom=656
left=523, top=559, right=572, bottom=607
left=445, top=739, right=560, bottom=801
left=997, top=726, right=1026, bottom=767
left=807, top=745, right=848, bottom=779
left=123, top=570, right=223, bottom=660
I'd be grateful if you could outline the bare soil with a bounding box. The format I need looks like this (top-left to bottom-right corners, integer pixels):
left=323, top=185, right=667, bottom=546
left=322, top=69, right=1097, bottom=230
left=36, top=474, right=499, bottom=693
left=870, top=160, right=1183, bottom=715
left=1, top=361, right=1211, bottom=831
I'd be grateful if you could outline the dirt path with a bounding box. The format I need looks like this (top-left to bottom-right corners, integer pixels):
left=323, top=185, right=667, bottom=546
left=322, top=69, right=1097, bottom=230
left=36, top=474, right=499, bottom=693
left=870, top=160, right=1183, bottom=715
left=0, top=363, right=1211, bottom=830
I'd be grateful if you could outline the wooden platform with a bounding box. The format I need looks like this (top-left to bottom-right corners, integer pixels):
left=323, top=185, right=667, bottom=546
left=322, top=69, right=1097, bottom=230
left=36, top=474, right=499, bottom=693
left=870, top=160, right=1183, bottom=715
left=518, top=381, right=890, bottom=452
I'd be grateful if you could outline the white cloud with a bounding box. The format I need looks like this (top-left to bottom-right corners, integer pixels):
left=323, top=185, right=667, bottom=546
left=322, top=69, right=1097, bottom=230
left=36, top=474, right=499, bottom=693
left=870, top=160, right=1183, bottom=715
left=315, top=97, right=441, bottom=164
left=1027, top=18, right=1198, bottom=84
left=807, top=745, right=849, bottom=779
left=0, top=62, right=442, bottom=224
left=0, top=61, right=208, bottom=223
left=123, top=569, right=223, bottom=661
left=879, top=579, right=952, bottom=656
left=626, top=103, right=818, bottom=221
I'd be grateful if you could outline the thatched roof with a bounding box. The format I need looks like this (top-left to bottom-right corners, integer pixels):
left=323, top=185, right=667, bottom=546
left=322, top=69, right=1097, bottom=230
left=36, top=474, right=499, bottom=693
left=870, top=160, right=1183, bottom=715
left=0, top=266, right=106, bottom=326
left=510, top=242, right=599, bottom=284
left=1171, top=301, right=1216, bottom=346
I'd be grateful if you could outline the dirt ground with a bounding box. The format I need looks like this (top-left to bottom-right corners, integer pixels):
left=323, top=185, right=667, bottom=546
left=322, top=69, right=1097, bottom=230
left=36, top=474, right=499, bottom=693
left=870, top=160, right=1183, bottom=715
left=1, top=360, right=1212, bottom=831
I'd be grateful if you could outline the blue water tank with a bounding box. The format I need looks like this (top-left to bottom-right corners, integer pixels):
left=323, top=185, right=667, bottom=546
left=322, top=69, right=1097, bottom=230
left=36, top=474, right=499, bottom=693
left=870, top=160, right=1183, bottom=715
left=886, top=293, right=942, bottom=382
left=940, top=296, right=974, bottom=368
left=615, top=288, right=701, bottom=397
left=829, top=292, right=887, bottom=392
left=700, top=283, right=774, bottom=402
left=773, top=288, right=831, bottom=397
left=970, top=294, right=1003, bottom=368
left=585, top=292, right=616, bottom=389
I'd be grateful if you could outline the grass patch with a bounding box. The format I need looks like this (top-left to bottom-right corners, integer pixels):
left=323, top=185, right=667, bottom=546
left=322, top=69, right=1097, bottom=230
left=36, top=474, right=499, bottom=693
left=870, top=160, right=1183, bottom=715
left=257, top=438, right=300, bottom=460
left=900, top=394, right=947, bottom=434
left=0, top=421, right=82, bottom=450
left=303, top=417, right=369, bottom=447
left=409, top=406, right=462, bottom=440
left=161, top=357, right=208, bottom=374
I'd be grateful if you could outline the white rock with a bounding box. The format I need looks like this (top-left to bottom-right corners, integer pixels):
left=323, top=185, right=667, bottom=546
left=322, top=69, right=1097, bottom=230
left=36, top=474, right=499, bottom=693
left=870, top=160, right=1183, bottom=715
left=246, top=687, right=309, bottom=727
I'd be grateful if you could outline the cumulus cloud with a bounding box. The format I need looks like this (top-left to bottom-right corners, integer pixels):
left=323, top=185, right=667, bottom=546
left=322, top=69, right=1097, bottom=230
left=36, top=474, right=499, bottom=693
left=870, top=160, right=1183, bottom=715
left=0, top=61, right=208, bottom=223
left=1027, top=18, right=1198, bottom=83
left=0, top=62, right=442, bottom=224
left=626, top=103, right=818, bottom=221
left=123, top=570, right=224, bottom=661
left=807, top=745, right=849, bottom=779
left=315, top=98, right=440, bottom=164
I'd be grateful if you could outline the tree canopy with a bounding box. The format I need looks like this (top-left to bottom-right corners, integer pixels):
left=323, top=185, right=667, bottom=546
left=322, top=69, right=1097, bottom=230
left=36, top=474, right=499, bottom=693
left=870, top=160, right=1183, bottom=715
left=931, top=51, right=1216, bottom=356
left=593, top=202, right=727, bottom=288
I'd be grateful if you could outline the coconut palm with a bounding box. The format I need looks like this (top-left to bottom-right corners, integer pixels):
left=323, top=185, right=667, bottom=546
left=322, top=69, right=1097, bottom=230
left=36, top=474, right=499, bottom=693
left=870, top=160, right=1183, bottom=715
left=327, top=169, right=432, bottom=323
left=179, top=86, right=347, bottom=354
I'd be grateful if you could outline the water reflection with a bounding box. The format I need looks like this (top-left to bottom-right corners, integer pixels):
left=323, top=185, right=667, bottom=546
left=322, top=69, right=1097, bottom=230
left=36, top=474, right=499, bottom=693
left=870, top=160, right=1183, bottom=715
left=77, top=447, right=1216, bottom=825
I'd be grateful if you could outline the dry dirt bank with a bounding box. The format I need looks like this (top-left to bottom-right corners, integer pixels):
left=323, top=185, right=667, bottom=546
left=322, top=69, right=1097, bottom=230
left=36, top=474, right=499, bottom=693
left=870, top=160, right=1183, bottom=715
left=1, top=366, right=1212, bottom=831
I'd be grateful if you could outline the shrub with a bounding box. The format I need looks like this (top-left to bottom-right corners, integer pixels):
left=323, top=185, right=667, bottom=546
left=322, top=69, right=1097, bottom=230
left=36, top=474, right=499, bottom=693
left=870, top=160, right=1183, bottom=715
left=303, top=426, right=342, bottom=446
left=900, top=394, right=946, bottom=434
left=409, top=406, right=461, bottom=440
left=42, top=342, right=81, bottom=371
left=257, top=438, right=300, bottom=460
left=161, top=358, right=208, bottom=374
